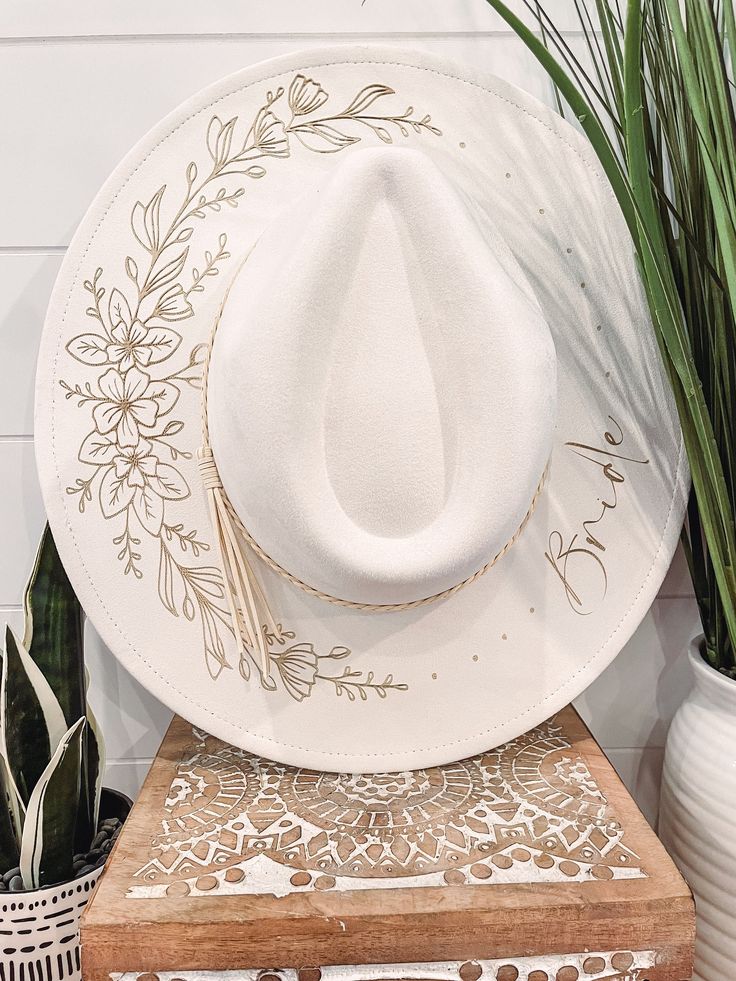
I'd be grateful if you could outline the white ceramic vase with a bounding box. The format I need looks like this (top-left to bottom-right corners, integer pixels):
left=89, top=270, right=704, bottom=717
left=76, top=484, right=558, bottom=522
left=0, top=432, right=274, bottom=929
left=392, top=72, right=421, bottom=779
left=0, top=788, right=131, bottom=981
left=0, top=864, right=104, bottom=981
left=659, top=636, right=736, bottom=981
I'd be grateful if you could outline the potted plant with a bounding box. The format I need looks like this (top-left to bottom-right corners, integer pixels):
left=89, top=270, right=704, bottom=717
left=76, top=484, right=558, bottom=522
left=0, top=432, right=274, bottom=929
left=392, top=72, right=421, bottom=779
left=0, top=524, right=131, bottom=981
left=482, top=2, right=736, bottom=978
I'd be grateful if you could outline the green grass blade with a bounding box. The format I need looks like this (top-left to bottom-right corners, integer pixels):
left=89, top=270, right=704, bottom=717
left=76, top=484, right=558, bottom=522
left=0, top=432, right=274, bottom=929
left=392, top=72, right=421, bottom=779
left=486, top=0, right=736, bottom=671
left=483, top=0, right=636, bottom=236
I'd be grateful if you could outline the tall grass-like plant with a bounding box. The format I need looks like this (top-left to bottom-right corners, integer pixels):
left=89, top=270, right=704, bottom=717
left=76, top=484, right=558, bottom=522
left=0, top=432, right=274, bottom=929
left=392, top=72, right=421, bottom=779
left=485, top=0, right=736, bottom=677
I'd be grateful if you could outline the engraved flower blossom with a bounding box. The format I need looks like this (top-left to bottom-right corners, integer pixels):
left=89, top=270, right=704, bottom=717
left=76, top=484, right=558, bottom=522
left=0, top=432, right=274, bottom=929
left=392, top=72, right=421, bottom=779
left=106, top=318, right=182, bottom=371
left=106, top=319, right=153, bottom=372
left=272, top=644, right=320, bottom=702
left=112, top=439, right=160, bottom=488
left=251, top=107, right=290, bottom=158
left=151, top=284, right=193, bottom=323
left=93, top=366, right=178, bottom=447
left=104, top=439, right=189, bottom=534
left=106, top=287, right=183, bottom=370
left=288, top=74, right=328, bottom=116
left=80, top=433, right=190, bottom=531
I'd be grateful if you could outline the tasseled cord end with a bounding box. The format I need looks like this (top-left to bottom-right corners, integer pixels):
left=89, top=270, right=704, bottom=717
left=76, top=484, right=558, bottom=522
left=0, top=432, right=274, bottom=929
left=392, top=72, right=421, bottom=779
left=197, top=446, right=277, bottom=685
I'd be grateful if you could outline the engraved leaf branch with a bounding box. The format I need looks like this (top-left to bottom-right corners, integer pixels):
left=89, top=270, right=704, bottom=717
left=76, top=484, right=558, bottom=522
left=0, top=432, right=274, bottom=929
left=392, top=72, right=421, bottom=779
left=60, top=74, right=440, bottom=699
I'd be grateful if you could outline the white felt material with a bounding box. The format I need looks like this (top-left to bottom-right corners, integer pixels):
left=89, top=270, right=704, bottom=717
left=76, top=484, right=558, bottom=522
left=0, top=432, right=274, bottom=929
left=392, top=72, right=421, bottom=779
left=35, top=47, right=687, bottom=771
left=208, top=149, right=557, bottom=604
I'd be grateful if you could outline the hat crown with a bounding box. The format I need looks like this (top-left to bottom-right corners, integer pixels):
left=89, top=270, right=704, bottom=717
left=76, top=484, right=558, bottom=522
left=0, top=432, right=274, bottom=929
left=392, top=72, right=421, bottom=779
left=208, top=148, right=557, bottom=604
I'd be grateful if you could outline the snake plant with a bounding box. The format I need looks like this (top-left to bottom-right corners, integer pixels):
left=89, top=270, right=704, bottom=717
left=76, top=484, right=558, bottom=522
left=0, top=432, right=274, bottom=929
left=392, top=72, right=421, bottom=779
left=0, top=524, right=105, bottom=889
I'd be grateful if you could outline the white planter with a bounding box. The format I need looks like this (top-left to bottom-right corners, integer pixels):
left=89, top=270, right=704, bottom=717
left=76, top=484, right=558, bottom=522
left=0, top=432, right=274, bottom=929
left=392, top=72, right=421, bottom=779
left=0, top=789, right=130, bottom=980
left=659, top=636, right=736, bottom=981
left=0, top=864, right=103, bottom=981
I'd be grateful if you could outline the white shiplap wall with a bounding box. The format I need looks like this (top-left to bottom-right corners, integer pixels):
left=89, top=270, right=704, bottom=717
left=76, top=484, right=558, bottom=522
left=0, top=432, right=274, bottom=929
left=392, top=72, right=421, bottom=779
left=0, top=0, right=698, bottom=828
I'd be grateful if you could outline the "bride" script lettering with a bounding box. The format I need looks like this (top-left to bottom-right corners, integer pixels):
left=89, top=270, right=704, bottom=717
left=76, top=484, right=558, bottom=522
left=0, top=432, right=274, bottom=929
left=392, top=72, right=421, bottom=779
left=545, top=416, right=649, bottom=615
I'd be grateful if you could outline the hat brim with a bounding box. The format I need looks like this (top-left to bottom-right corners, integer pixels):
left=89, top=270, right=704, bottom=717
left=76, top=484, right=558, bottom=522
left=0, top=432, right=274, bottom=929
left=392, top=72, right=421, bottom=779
left=35, top=45, right=687, bottom=771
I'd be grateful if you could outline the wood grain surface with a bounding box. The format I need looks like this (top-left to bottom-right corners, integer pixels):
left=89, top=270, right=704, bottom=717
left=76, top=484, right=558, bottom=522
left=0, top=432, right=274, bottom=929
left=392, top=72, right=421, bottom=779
left=81, top=708, right=694, bottom=979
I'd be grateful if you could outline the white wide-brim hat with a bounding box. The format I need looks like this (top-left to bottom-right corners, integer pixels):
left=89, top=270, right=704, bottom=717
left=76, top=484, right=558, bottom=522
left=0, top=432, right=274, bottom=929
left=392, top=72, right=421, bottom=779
left=36, top=46, right=687, bottom=771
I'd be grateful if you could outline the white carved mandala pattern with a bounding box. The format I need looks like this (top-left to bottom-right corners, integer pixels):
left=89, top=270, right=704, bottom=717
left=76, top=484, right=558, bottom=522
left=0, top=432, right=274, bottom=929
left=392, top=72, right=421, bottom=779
left=130, top=718, right=644, bottom=899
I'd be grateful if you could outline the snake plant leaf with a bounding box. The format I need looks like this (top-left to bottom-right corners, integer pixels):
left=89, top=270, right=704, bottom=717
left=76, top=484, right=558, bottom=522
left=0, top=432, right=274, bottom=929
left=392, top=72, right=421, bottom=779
left=0, top=648, right=24, bottom=862
left=1, top=626, right=68, bottom=807
left=19, top=717, right=85, bottom=889
left=23, top=524, right=85, bottom=726
left=75, top=668, right=104, bottom=853
left=85, top=695, right=104, bottom=836
left=0, top=700, right=21, bottom=871
left=0, top=780, right=19, bottom=872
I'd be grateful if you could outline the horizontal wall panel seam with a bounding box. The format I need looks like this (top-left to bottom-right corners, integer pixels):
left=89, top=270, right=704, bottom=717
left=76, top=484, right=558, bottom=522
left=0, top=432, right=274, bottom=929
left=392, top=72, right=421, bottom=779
left=0, top=31, right=599, bottom=44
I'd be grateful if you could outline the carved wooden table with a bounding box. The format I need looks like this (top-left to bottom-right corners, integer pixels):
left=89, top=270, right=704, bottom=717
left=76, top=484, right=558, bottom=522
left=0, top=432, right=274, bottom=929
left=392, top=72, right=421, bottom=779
left=81, top=708, right=694, bottom=980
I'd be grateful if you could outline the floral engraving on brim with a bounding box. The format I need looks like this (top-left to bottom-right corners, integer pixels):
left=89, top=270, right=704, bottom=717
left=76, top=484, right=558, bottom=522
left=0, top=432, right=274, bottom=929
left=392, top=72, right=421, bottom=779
left=261, top=629, right=408, bottom=702
left=60, top=74, right=440, bottom=697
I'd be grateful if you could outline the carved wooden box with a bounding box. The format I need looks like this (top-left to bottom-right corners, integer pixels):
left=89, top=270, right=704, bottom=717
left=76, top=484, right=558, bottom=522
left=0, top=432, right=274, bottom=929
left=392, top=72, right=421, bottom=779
left=81, top=709, right=694, bottom=981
